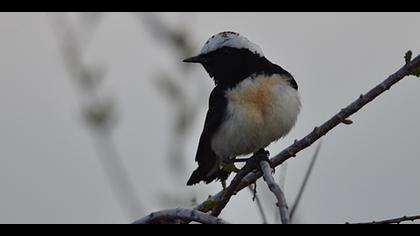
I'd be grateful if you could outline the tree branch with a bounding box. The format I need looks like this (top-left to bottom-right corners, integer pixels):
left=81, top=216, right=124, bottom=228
left=349, top=215, right=420, bottom=224
left=290, top=140, right=322, bottom=220
left=194, top=54, right=420, bottom=216
left=133, top=208, right=229, bottom=224
left=248, top=185, right=268, bottom=224
left=210, top=159, right=257, bottom=217
left=259, top=161, right=289, bottom=224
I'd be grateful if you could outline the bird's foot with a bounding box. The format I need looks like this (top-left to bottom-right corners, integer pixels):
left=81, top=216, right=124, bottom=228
left=251, top=149, right=270, bottom=162
left=255, top=149, right=270, bottom=158
left=246, top=149, right=272, bottom=169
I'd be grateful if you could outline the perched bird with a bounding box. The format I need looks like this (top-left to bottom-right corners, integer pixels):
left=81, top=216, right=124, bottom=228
left=183, top=31, right=301, bottom=186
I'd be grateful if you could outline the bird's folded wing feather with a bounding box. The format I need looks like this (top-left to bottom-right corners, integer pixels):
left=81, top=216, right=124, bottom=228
left=186, top=86, right=228, bottom=185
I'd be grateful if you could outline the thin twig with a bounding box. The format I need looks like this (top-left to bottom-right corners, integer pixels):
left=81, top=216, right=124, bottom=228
left=133, top=208, right=229, bottom=224
left=193, top=54, right=420, bottom=216
left=290, top=140, right=323, bottom=220
left=248, top=185, right=268, bottom=224
left=349, top=215, right=420, bottom=224
left=259, top=161, right=289, bottom=224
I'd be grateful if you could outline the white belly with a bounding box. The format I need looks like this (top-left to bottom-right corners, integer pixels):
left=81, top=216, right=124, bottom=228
left=211, top=74, right=301, bottom=160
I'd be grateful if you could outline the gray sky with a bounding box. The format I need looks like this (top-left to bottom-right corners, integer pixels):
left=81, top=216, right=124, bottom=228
left=0, top=12, right=420, bottom=224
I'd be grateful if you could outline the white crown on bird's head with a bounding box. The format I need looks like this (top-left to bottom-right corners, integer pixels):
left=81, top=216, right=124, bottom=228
left=199, top=31, right=264, bottom=57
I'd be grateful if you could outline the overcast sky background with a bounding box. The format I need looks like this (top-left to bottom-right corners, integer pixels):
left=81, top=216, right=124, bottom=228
left=1, top=12, right=420, bottom=224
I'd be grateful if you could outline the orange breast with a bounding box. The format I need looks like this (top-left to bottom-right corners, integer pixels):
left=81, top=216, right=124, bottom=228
left=227, top=76, right=279, bottom=121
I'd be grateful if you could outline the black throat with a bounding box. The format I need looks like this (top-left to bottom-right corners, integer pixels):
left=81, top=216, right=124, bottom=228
left=201, top=47, right=297, bottom=90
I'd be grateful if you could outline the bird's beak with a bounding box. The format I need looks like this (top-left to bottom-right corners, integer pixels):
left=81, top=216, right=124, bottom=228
left=183, top=55, right=207, bottom=63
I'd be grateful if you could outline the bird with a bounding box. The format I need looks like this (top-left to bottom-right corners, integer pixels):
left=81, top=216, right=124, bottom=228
left=183, top=31, right=301, bottom=186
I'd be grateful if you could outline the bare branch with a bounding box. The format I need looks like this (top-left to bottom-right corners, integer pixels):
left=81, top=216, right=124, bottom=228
left=349, top=215, right=420, bottom=224
left=248, top=185, right=268, bottom=224
left=259, top=161, right=289, bottom=224
left=133, top=208, right=229, bottom=224
left=194, top=54, right=420, bottom=217
left=290, top=140, right=323, bottom=220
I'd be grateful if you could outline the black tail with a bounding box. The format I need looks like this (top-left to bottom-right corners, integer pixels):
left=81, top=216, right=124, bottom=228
left=186, top=168, right=208, bottom=186
left=186, top=162, right=230, bottom=185
left=186, top=161, right=217, bottom=185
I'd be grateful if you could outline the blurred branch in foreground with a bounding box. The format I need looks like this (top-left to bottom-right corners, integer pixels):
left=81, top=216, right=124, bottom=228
left=50, top=12, right=144, bottom=219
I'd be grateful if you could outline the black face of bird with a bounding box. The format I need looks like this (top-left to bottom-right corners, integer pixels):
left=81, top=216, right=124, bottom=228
left=183, top=46, right=263, bottom=87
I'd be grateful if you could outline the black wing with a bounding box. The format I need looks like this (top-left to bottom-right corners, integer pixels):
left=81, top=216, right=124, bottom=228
left=260, top=57, right=298, bottom=91
left=273, top=64, right=298, bottom=90
left=187, top=86, right=229, bottom=185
